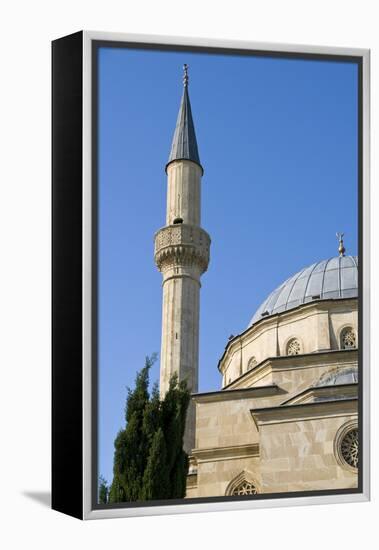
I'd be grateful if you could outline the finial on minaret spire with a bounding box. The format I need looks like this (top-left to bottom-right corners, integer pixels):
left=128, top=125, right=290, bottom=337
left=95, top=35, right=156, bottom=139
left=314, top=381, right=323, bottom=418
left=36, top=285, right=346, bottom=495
left=183, top=63, right=189, bottom=87
left=336, top=232, right=346, bottom=257
left=166, top=63, right=202, bottom=172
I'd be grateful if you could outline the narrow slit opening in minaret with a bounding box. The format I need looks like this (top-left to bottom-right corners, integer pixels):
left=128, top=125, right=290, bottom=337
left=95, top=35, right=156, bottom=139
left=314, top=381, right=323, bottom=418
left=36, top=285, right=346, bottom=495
left=173, top=217, right=183, bottom=224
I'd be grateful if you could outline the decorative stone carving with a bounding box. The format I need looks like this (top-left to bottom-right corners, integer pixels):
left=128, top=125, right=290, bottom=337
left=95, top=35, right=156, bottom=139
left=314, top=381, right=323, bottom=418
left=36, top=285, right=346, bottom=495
left=188, top=456, right=198, bottom=475
left=225, top=471, right=259, bottom=496
left=287, top=338, right=301, bottom=356
left=154, top=224, right=211, bottom=273
left=340, top=428, right=358, bottom=469
left=247, top=356, right=257, bottom=371
left=334, top=421, right=359, bottom=472
left=231, top=481, right=257, bottom=496
left=340, top=327, right=356, bottom=349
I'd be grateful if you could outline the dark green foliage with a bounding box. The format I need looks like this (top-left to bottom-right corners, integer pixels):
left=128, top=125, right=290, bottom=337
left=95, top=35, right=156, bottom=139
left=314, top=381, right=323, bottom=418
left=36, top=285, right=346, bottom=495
left=124, top=354, right=155, bottom=423
left=98, top=475, right=109, bottom=505
left=160, top=373, right=191, bottom=498
left=142, top=382, right=161, bottom=440
left=141, top=428, right=170, bottom=500
left=170, top=449, right=189, bottom=499
left=108, top=473, right=125, bottom=504
left=108, top=354, right=190, bottom=503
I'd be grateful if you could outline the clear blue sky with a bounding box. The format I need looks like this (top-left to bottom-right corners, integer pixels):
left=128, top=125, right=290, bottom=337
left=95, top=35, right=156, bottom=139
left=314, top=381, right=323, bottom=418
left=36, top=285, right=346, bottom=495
left=98, top=46, right=358, bottom=484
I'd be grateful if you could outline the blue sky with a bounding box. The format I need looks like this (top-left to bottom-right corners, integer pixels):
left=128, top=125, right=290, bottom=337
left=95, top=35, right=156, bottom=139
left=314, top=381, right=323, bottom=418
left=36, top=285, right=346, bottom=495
left=98, top=46, right=358, bottom=484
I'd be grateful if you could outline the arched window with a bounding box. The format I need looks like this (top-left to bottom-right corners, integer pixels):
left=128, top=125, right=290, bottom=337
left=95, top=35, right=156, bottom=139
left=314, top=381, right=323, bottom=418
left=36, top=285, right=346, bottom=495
left=247, top=356, right=257, bottom=371
left=340, top=327, right=357, bottom=350
left=225, top=471, right=259, bottom=496
left=316, top=366, right=358, bottom=387
left=286, top=338, right=301, bottom=356
left=231, top=481, right=257, bottom=496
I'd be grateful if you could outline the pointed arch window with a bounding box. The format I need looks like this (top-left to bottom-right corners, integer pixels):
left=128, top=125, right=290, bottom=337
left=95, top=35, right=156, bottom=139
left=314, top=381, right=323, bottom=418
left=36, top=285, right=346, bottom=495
left=231, top=481, right=257, bottom=496
left=226, top=471, right=259, bottom=496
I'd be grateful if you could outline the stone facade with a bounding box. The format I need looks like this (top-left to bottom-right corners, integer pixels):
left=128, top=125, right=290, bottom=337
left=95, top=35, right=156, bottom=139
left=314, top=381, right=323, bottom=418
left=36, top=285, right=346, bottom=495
left=187, top=299, right=358, bottom=498
left=256, top=406, right=357, bottom=493
left=219, top=299, right=357, bottom=387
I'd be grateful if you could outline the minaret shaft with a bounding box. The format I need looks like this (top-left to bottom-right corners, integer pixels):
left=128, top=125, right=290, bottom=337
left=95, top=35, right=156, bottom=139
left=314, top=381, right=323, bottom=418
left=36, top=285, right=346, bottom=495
left=166, top=161, right=202, bottom=226
left=159, top=273, right=200, bottom=394
left=155, top=170, right=209, bottom=453
left=155, top=187, right=209, bottom=398
left=155, top=67, right=210, bottom=453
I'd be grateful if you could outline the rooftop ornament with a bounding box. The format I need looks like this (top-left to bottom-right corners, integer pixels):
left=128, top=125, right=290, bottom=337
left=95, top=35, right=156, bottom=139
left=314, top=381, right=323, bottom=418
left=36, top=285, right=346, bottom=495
left=336, top=232, right=346, bottom=257
left=183, top=63, right=189, bottom=87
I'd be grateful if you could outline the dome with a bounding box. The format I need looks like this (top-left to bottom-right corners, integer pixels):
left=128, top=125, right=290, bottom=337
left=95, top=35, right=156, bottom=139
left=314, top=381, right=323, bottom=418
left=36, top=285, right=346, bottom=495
left=249, top=255, right=358, bottom=327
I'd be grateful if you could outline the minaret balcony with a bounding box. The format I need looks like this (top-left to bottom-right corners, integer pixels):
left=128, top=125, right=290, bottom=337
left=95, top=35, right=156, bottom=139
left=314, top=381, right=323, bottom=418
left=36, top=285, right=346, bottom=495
left=154, top=224, right=210, bottom=274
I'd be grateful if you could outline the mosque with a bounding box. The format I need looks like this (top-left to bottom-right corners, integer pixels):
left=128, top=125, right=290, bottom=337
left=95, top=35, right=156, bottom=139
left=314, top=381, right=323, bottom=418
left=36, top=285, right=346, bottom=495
left=154, top=66, right=358, bottom=498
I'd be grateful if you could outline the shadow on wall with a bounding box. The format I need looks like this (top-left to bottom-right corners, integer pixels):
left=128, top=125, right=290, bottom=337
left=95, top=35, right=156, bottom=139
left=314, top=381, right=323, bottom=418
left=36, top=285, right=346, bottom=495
left=22, top=491, right=51, bottom=508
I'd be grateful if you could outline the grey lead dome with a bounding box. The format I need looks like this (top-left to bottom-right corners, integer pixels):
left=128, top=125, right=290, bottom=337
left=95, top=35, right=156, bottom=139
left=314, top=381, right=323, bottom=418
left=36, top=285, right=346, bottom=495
left=249, top=255, right=358, bottom=327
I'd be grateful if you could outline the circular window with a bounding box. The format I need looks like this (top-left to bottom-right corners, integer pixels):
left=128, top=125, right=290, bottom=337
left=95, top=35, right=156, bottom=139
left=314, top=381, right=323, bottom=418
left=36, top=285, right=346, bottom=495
left=340, top=428, right=358, bottom=469
left=231, top=481, right=257, bottom=496
left=335, top=422, right=358, bottom=472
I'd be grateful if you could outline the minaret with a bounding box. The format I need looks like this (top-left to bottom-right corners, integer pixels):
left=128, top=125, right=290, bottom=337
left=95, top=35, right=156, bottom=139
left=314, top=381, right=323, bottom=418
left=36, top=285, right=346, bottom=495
left=154, top=65, right=210, bottom=452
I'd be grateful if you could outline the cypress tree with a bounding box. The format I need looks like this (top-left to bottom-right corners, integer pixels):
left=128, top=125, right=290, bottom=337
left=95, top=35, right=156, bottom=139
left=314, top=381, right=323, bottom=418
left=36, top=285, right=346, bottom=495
left=141, top=428, right=170, bottom=500
left=160, top=374, right=191, bottom=498
left=98, top=475, right=109, bottom=504
left=170, top=449, right=189, bottom=498
left=142, top=382, right=161, bottom=444
left=108, top=472, right=126, bottom=504
left=109, top=355, right=191, bottom=503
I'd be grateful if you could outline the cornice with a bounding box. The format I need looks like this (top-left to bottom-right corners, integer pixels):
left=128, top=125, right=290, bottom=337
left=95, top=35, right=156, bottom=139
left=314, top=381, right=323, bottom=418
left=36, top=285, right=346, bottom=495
left=250, top=398, right=358, bottom=429
left=191, top=384, right=285, bottom=403
left=223, top=348, right=358, bottom=390
left=280, top=383, right=358, bottom=406
left=191, top=443, right=259, bottom=462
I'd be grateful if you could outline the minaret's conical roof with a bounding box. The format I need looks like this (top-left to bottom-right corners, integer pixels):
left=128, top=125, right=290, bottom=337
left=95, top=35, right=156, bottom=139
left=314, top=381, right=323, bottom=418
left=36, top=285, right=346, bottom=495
left=166, top=64, right=202, bottom=173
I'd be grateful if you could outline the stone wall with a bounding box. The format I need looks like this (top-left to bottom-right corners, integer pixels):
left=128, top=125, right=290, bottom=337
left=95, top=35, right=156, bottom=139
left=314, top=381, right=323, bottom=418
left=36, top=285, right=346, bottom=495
left=258, top=413, right=358, bottom=492
left=195, top=456, right=261, bottom=498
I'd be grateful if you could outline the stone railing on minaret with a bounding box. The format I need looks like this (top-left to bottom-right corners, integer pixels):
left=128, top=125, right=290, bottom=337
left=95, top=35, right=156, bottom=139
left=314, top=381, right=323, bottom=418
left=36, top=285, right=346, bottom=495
left=154, top=65, right=210, bottom=453
left=155, top=224, right=210, bottom=275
